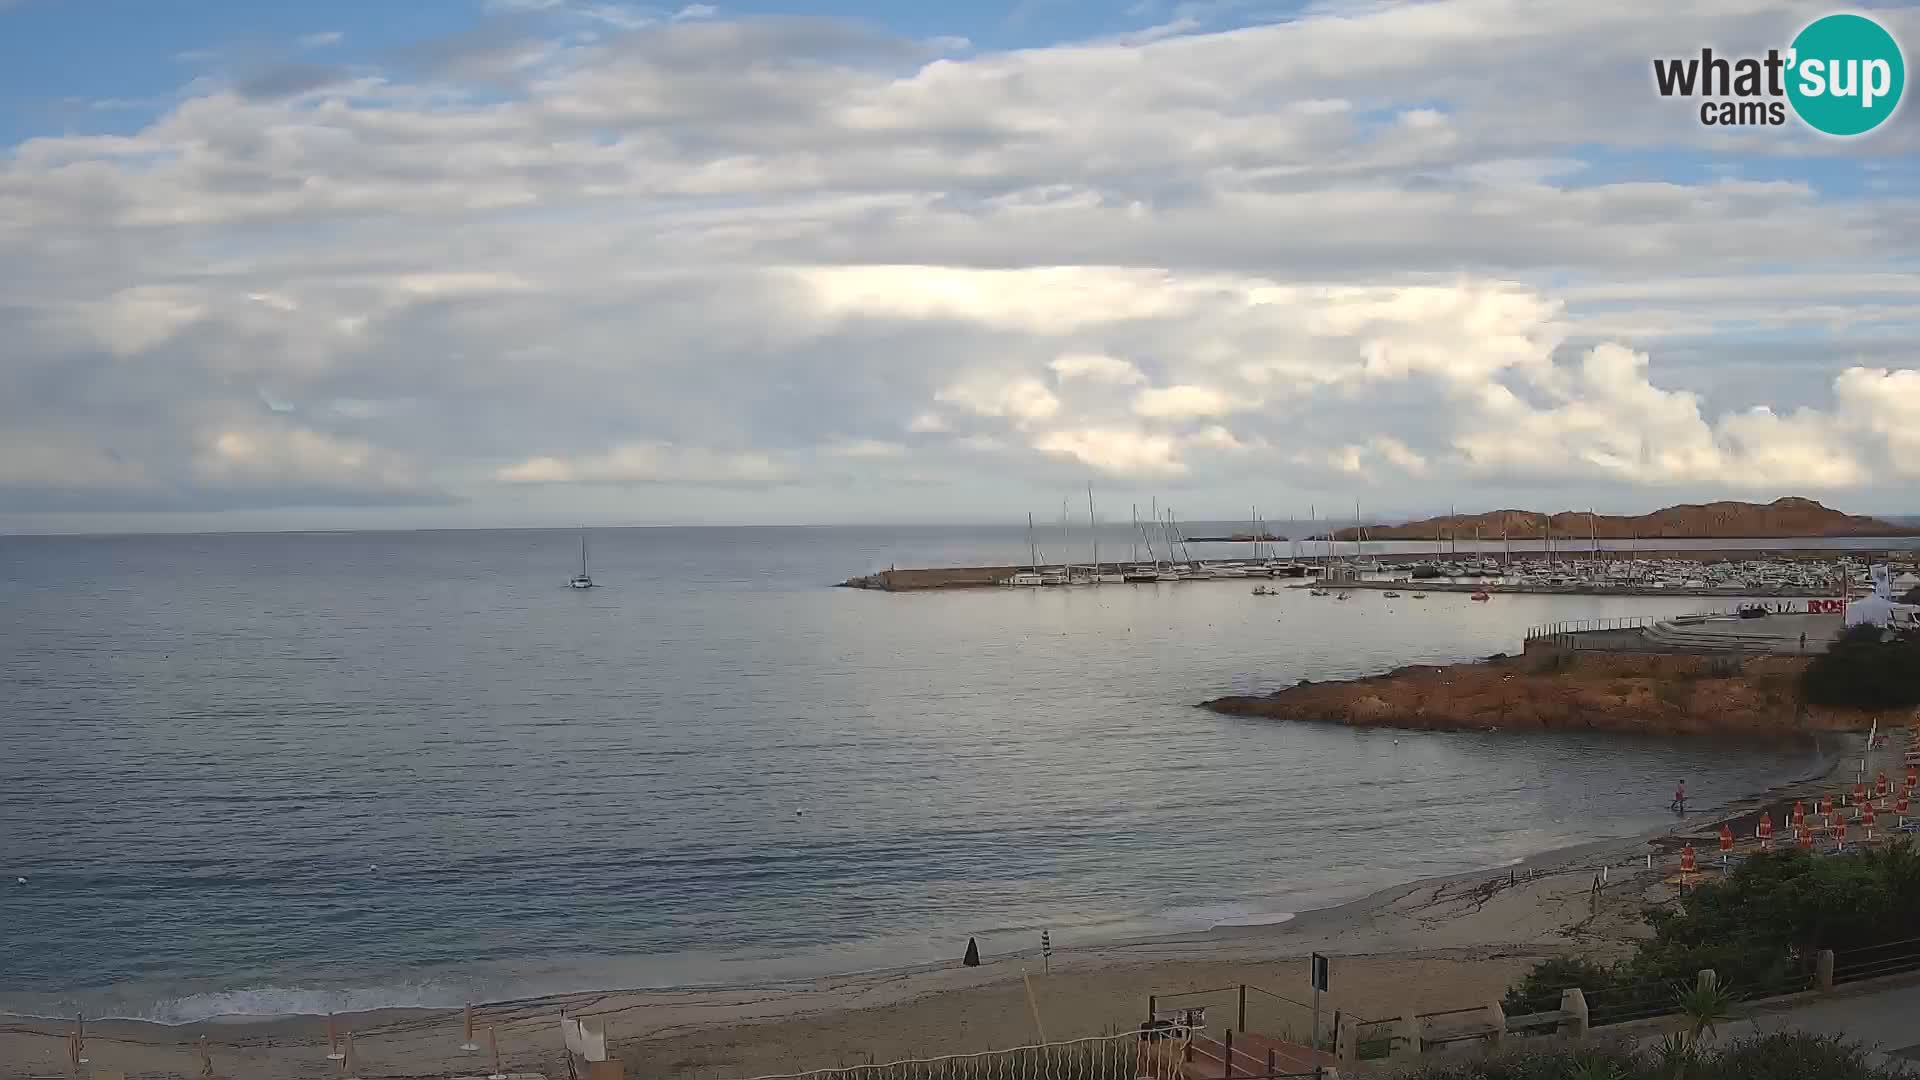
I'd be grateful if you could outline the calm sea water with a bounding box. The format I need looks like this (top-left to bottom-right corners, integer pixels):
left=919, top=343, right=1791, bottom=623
left=0, top=526, right=1857, bottom=1023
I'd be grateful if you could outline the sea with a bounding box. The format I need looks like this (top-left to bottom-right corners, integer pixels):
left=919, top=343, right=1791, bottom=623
left=1, top=525, right=1905, bottom=1024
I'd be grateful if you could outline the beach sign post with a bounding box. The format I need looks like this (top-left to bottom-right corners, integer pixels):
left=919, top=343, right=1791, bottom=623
left=1310, top=952, right=1330, bottom=1057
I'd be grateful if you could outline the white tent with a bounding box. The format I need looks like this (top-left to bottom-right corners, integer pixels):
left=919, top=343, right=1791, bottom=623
left=1845, top=593, right=1920, bottom=627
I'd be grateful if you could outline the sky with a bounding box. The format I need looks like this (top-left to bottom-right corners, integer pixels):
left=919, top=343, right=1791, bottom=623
left=1, top=0, right=1918, bottom=533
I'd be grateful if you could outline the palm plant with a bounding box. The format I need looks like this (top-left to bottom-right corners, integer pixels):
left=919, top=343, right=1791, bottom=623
left=1673, top=978, right=1735, bottom=1046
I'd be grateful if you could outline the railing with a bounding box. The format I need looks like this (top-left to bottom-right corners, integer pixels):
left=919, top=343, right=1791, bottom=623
left=1833, top=935, right=1920, bottom=985
left=1524, top=615, right=1666, bottom=647
left=736, top=1026, right=1205, bottom=1080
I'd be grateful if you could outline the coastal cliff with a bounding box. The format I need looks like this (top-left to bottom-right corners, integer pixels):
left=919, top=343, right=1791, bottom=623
left=1202, top=652, right=1881, bottom=736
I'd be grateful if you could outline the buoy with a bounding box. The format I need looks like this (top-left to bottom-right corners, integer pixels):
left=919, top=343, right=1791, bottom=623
left=963, top=937, right=981, bottom=967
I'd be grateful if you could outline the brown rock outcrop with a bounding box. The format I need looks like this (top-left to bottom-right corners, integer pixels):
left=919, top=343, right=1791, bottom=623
left=1202, top=652, right=1880, bottom=736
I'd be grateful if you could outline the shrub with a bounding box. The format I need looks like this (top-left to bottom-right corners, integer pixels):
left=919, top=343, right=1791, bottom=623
left=1394, top=1033, right=1909, bottom=1080
left=1800, top=624, right=1920, bottom=708
left=1504, top=842, right=1920, bottom=1030
left=1696, top=1032, right=1890, bottom=1080
left=1503, top=956, right=1619, bottom=1015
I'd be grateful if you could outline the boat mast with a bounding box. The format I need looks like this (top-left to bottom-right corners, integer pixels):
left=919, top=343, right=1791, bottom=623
left=1087, top=483, right=1098, bottom=576
left=1131, top=503, right=1139, bottom=564
left=1028, top=512, right=1038, bottom=572
left=581, top=532, right=589, bottom=577
left=1060, top=497, right=1072, bottom=577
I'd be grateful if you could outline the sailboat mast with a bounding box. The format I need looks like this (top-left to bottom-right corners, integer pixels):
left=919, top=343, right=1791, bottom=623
left=1028, top=512, right=1038, bottom=572
left=1131, top=503, right=1139, bottom=564
left=581, top=532, right=588, bottom=576
left=1087, top=483, right=1098, bottom=576
left=1060, top=497, right=1071, bottom=576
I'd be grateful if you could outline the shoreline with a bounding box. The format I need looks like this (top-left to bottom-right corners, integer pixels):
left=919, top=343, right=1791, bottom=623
left=1, top=735, right=1861, bottom=1077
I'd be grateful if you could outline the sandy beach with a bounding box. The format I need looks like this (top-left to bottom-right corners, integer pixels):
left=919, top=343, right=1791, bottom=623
left=4, top=736, right=1882, bottom=1080
left=0, top=828, right=1744, bottom=1079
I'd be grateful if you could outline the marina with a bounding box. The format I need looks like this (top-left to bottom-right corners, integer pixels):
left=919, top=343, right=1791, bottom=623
left=843, top=551, right=1920, bottom=598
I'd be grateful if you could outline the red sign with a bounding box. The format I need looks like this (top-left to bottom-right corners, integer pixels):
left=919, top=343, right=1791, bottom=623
left=1809, top=598, right=1846, bottom=614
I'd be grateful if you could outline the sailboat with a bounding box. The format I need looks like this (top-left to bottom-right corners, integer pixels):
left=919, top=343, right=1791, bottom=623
left=569, top=532, right=595, bottom=589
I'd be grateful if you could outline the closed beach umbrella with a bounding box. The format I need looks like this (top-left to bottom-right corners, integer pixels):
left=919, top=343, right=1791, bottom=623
left=1680, top=844, right=1696, bottom=875
left=1757, top=814, right=1774, bottom=851
left=1792, top=801, right=1806, bottom=829
left=1863, top=803, right=1877, bottom=839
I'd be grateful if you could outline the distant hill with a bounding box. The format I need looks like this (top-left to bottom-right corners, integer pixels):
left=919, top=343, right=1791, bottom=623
left=1331, top=498, right=1919, bottom=541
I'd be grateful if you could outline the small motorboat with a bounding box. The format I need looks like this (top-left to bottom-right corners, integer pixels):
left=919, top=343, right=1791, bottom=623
left=1470, top=591, right=1491, bottom=602
left=1411, top=593, right=1427, bottom=599
left=1310, top=588, right=1330, bottom=597
left=1382, top=591, right=1401, bottom=598
left=1251, top=585, right=1273, bottom=595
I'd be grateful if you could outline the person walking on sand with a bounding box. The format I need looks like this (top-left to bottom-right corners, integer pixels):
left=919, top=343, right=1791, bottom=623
left=1799, top=631, right=1807, bottom=653
left=1671, top=781, right=1687, bottom=813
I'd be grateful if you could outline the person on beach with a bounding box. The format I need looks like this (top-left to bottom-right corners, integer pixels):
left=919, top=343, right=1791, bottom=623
left=1671, top=781, right=1687, bottom=812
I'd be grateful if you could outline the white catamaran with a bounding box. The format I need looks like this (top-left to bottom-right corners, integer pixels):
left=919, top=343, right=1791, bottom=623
left=569, top=532, right=595, bottom=589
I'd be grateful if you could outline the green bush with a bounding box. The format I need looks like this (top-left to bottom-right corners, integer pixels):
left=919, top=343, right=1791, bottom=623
left=1395, top=1033, right=1905, bottom=1080
left=1505, top=842, right=1920, bottom=1027
left=1503, top=957, right=1619, bottom=1015
left=1800, top=623, right=1920, bottom=708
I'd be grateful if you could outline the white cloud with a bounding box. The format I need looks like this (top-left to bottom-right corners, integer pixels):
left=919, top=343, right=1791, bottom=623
left=935, top=375, right=1061, bottom=424
left=1050, top=352, right=1146, bottom=386
left=824, top=438, right=907, bottom=458
left=1132, top=384, right=1237, bottom=420
left=299, top=31, right=345, bottom=49
left=498, top=442, right=787, bottom=487
left=5, top=2, right=1920, bottom=527
left=1032, top=427, right=1186, bottom=477
left=194, top=423, right=430, bottom=494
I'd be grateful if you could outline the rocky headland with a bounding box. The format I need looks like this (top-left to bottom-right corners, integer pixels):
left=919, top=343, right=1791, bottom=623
left=1202, top=651, right=1884, bottom=736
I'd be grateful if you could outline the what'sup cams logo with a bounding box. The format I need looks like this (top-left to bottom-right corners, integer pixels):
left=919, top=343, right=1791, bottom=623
left=1653, top=12, right=1905, bottom=135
